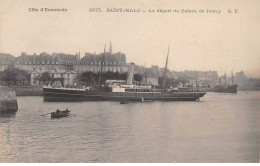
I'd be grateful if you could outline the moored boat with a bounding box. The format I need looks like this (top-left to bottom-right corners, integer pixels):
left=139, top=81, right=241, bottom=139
left=213, top=71, right=238, bottom=93
left=213, top=84, right=238, bottom=93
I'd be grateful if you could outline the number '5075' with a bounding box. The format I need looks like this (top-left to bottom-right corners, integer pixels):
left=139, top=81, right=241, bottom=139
left=89, top=8, right=102, bottom=12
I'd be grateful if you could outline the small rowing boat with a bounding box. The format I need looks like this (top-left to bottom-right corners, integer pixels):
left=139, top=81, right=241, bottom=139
left=51, top=108, right=70, bottom=118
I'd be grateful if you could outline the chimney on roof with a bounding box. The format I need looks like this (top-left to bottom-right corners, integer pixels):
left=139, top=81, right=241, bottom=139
left=33, top=53, right=36, bottom=61
left=76, top=52, right=80, bottom=61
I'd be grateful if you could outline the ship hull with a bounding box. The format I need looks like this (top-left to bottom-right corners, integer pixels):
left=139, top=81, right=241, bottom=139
left=43, top=87, right=206, bottom=102
left=213, top=84, right=238, bottom=93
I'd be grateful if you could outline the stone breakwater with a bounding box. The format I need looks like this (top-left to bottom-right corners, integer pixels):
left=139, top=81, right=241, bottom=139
left=0, top=86, right=18, bottom=112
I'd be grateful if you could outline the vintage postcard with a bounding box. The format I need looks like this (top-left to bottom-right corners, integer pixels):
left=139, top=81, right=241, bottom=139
left=0, top=0, right=259, bottom=163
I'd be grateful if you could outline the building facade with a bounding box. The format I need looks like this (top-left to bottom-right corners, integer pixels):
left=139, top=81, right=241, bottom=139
left=15, top=52, right=79, bottom=73
left=30, top=69, right=77, bottom=86
left=0, top=53, right=15, bottom=71
left=141, top=76, right=159, bottom=86
left=73, top=43, right=128, bottom=74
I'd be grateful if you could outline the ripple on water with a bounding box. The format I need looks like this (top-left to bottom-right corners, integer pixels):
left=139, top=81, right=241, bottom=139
left=0, top=92, right=259, bottom=162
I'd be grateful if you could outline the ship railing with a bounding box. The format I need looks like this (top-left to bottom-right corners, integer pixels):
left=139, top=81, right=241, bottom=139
left=43, top=85, right=87, bottom=91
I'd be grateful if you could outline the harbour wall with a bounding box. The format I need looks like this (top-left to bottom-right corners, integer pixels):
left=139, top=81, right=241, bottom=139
left=0, top=86, right=18, bottom=112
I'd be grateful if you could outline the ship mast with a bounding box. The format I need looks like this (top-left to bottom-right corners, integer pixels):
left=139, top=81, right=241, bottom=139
left=97, top=44, right=106, bottom=90
left=163, top=45, right=170, bottom=89
left=97, top=63, right=103, bottom=91
left=224, top=72, right=227, bottom=85
left=231, top=70, right=233, bottom=85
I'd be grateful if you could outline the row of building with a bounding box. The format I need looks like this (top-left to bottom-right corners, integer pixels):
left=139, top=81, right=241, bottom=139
left=0, top=43, right=130, bottom=86
left=1, top=43, right=242, bottom=88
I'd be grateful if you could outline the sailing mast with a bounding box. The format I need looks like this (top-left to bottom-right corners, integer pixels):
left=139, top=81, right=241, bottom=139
left=163, top=45, right=170, bottom=89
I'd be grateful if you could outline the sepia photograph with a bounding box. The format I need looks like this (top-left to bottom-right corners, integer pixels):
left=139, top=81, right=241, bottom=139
left=0, top=0, right=259, bottom=163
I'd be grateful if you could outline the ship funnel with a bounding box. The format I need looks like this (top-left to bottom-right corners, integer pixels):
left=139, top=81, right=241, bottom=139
left=127, top=63, right=135, bottom=85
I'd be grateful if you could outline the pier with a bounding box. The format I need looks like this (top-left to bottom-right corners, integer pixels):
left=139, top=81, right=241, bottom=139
left=0, top=86, right=18, bottom=112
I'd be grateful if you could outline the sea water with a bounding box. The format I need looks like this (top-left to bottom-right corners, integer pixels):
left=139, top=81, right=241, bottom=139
left=0, top=91, right=259, bottom=162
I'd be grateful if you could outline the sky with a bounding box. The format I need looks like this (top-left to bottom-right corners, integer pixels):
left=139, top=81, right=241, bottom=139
left=0, top=0, right=260, bottom=77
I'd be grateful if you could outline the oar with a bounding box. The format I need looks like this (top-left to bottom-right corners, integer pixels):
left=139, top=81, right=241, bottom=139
left=41, top=113, right=51, bottom=116
left=69, top=114, right=76, bottom=117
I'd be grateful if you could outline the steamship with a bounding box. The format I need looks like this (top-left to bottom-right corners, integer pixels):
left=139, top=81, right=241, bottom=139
left=43, top=46, right=206, bottom=102
left=213, top=72, right=238, bottom=93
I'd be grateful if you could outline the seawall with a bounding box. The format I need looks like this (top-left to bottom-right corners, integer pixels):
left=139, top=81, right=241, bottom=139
left=0, top=86, right=18, bottom=112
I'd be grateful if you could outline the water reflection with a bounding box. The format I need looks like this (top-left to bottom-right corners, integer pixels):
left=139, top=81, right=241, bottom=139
left=0, top=110, right=17, bottom=119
